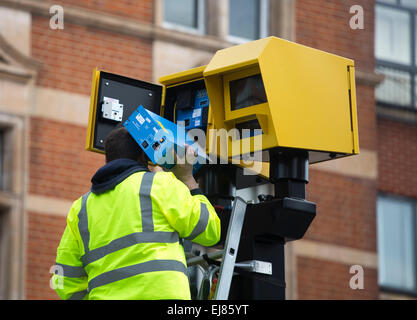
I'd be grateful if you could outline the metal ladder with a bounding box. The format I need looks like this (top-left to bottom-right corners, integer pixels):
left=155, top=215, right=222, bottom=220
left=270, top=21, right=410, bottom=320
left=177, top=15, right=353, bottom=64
left=187, top=196, right=272, bottom=300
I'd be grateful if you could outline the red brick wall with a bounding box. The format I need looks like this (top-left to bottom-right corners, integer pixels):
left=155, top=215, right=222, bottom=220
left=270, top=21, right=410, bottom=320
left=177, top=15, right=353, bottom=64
left=296, top=0, right=379, bottom=299
left=54, top=0, right=154, bottom=23
left=297, top=256, right=379, bottom=300
left=306, top=169, right=377, bottom=252
left=356, top=85, right=378, bottom=151
left=31, top=15, right=153, bottom=96
left=26, top=211, right=66, bottom=300
left=295, top=0, right=375, bottom=72
left=378, top=118, right=417, bottom=199
left=27, top=116, right=102, bottom=299
left=29, top=116, right=104, bottom=200
left=27, top=5, right=153, bottom=300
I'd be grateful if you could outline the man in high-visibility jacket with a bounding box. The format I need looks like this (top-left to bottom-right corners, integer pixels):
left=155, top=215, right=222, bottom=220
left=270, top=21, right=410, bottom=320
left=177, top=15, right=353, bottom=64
left=50, top=127, right=220, bottom=300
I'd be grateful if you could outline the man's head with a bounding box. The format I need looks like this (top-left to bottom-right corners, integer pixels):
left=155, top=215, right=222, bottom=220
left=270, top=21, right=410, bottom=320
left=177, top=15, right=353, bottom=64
left=104, top=127, right=147, bottom=165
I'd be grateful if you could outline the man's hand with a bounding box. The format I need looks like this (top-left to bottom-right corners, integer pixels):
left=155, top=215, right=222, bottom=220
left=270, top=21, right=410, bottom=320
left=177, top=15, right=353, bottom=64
left=171, top=145, right=199, bottom=190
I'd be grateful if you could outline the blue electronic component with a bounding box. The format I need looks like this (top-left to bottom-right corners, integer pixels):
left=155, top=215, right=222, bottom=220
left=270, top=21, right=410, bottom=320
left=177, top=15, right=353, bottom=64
left=124, top=105, right=174, bottom=168
left=176, top=88, right=209, bottom=130
left=124, top=105, right=208, bottom=170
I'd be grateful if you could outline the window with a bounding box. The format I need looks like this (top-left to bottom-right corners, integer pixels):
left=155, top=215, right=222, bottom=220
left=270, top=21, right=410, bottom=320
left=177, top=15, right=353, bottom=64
left=0, top=128, right=10, bottom=299
left=163, top=0, right=205, bottom=34
left=228, top=0, right=269, bottom=42
left=0, top=209, right=9, bottom=299
left=377, top=195, right=417, bottom=295
left=375, top=0, right=417, bottom=109
left=0, top=115, right=25, bottom=299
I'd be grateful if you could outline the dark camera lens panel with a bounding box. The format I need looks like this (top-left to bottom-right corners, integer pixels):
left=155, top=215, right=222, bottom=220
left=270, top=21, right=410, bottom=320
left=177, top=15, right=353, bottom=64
left=230, top=74, right=267, bottom=111
left=235, top=119, right=263, bottom=138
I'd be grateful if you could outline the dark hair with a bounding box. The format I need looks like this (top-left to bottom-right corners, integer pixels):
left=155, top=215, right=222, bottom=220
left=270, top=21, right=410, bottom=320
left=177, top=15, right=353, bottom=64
left=104, top=127, right=145, bottom=163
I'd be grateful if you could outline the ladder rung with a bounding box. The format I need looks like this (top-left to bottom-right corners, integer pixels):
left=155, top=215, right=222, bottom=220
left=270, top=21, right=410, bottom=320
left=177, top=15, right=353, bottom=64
left=186, top=250, right=224, bottom=267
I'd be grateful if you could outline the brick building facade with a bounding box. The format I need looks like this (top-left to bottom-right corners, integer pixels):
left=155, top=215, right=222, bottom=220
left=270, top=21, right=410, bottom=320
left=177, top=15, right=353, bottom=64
left=0, top=0, right=415, bottom=300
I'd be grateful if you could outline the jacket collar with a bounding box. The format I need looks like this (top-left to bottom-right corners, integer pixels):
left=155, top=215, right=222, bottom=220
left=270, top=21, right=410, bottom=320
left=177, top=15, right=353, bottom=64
left=91, top=158, right=149, bottom=194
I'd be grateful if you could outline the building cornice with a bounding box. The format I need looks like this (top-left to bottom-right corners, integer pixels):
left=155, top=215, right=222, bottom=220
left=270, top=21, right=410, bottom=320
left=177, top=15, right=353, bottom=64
left=356, top=69, right=385, bottom=87
left=0, top=62, right=34, bottom=83
left=0, top=0, right=382, bottom=86
left=0, top=0, right=232, bottom=53
left=294, top=239, right=378, bottom=269
left=377, top=104, right=417, bottom=125
left=0, top=31, right=41, bottom=70
left=0, top=33, right=40, bottom=82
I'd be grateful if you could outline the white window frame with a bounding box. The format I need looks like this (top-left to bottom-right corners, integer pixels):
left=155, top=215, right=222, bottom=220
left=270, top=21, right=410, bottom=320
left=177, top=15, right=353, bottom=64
left=162, top=0, right=206, bottom=35
left=227, top=0, right=269, bottom=44
left=0, top=113, right=25, bottom=300
left=377, top=193, right=417, bottom=296
left=375, top=0, right=417, bottom=109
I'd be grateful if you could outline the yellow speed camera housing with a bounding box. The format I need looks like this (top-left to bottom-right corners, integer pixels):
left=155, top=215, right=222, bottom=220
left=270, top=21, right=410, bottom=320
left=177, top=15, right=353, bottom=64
left=203, top=36, right=359, bottom=164
left=85, top=68, right=101, bottom=153
left=86, top=36, right=359, bottom=181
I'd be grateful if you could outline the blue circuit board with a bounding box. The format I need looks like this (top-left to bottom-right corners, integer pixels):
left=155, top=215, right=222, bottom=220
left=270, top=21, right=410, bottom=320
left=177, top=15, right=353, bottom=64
left=124, top=105, right=208, bottom=170
left=176, top=88, right=209, bottom=130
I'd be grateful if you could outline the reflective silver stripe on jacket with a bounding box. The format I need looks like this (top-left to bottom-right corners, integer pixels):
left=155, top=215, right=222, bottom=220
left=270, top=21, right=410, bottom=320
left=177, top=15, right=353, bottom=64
left=78, top=173, right=178, bottom=267
left=54, top=262, right=87, bottom=278
left=88, top=259, right=187, bottom=292
left=184, top=202, right=210, bottom=241
left=78, top=191, right=91, bottom=253
left=68, top=290, right=88, bottom=300
left=139, top=172, right=155, bottom=232
left=75, top=172, right=201, bottom=292
left=81, top=231, right=179, bottom=266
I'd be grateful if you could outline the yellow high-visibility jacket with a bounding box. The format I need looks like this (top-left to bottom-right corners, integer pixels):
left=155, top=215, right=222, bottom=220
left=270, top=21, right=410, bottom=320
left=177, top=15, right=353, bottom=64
left=51, top=159, right=220, bottom=300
